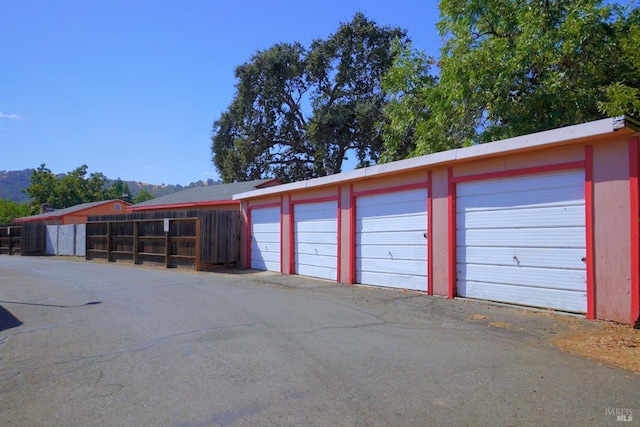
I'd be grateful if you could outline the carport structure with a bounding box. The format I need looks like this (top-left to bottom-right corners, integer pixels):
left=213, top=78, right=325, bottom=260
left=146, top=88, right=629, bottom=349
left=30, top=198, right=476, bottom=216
left=235, top=117, right=640, bottom=325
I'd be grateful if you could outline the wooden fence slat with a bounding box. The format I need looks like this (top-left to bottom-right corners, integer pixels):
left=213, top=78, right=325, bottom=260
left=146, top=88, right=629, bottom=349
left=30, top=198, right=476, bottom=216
left=85, top=209, right=241, bottom=270
left=0, top=223, right=46, bottom=256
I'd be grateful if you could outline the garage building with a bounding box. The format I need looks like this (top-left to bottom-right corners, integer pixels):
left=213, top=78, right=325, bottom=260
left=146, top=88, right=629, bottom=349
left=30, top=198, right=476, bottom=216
left=234, top=117, right=640, bottom=325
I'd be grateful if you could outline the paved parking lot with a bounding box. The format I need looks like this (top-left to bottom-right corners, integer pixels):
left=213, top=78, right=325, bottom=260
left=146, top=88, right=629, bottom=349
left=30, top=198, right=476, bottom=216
left=0, top=257, right=637, bottom=426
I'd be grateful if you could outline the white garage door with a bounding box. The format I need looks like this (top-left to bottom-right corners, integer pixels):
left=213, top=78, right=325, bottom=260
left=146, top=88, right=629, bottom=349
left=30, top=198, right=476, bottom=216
left=356, top=188, right=428, bottom=290
left=456, top=169, right=587, bottom=313
left=294, top=200, right=338, bottom=280
left=250, top=206, right=281, bottom=272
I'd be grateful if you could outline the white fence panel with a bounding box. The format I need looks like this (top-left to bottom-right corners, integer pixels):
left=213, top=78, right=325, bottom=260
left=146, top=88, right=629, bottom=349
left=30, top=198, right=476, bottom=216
left=46, top=225, right=58, bottom=255
left=45, top=224, right=85, bottom=256
left=76, top=225, right=86, bottom=257
left=57, top=225, right=76, bottom=256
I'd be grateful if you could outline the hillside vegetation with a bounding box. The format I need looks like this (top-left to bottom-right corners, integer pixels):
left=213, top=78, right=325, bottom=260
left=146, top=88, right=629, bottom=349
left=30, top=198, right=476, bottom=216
left=0, top=169, right=219, bottom=204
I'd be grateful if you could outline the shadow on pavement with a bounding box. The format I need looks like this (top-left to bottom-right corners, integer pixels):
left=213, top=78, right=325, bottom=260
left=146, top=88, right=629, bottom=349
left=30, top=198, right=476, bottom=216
left=0, top=305, right=22, bottom=331
left=0, top=300, right=101, bottom=308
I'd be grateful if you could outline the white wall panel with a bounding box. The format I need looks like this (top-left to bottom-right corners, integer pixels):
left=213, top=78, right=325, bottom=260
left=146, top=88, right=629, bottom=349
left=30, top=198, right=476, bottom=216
left=57, top=225, right=76, bottom=256
left=46, top=225, right=57, bottom=255
left=45, top=224, right=85, bottom=256
left=250, top=206, right=281, bottom=272
left=458, top=247, right=585, bottom=270
left=458, top=264, right=586, bottom=292
left=294, top=200, right=337, bottom=281
left=458, top=281, right=586, bottom=313
left=75, top=225, right=86, bottom=257
left=355, top=189, right=428, bottom=291
left=295, top=242, right=336, bottom=257
left=358, top=230, right=426, bottom=246
left=460, top=228, right=586, bottom=248
left=457, top=205, right=585, bottom=228
left=456, top=169, right=587, bottom=313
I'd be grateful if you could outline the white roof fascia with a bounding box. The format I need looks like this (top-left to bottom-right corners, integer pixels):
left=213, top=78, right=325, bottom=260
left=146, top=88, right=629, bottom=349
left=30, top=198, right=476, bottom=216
left=234, top=169, right=366, bottom=200
left=233, top=117, right=622, bottom=200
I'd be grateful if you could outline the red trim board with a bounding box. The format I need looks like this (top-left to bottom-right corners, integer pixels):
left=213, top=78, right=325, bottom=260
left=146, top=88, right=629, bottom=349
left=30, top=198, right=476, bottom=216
left=427, top=171, right=433, bottom=295
left=245, top=205, right=251, bottom=269
left=351, top=181, right=430, bottom=198
left=450, top=160, right=592, bottom=313
left=585, top=145, right=595, bottom=320
left=349, top=184, right=356, bottom=284
left=630, top=137, right=640, bottom=324
left=127, top=199, right=237, bottom=211
left=288, top=195, right=340, bottom=276
left=351, top=179, right=431, bottom=292
left=451, top=161, right=586, bottom=184
left=337, top=187, right=342, bottom=283
left=280, top=196, right=284, bottom=274
left=447, top=167, right=456, bottom=298
left=247, top=201, right=283, bottom=271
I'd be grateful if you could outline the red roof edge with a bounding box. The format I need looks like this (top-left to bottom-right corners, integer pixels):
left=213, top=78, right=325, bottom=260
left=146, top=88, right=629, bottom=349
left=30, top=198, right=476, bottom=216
left=127, top=199, right=240, bottom=212
left=13, top=215, right=62, bottom=223
left=13, top=199, right=131, bottom=223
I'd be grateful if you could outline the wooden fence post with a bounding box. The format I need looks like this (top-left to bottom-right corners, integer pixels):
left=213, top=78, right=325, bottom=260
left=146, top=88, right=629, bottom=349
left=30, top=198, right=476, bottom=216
left=164, top=219, right=170, bottom=269
left=195, top=218, right=201, bottom=271
left=85, top=222, right=90, bottom=260
left=133, top=220, right=139, bottom=265
left=107, top=222, right=112, bottom=262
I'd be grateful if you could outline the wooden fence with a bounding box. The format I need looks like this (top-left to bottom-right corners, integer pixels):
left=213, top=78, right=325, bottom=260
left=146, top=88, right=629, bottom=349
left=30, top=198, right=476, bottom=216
left=0, top=225, right=21, bottom=255
left=86, top=209, right=241, bottom=270
left=0, top=222, right=47, bottom=255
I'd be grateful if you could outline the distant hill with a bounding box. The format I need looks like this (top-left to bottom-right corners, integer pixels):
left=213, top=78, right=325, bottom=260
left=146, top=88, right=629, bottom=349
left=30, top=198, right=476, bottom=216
left=0, top=169, right=32, bottom=203
left=117, top=178, right=222, bottom=199
left=0, top=169, right=221, bottom=204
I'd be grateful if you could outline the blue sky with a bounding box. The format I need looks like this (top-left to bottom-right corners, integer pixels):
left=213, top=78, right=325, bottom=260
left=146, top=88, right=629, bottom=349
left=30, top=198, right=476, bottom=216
left=1, top=0, right=441, bottom=185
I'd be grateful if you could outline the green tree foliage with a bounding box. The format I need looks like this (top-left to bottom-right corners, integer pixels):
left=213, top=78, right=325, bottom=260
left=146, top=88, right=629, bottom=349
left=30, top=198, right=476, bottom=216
left=24, top=164, right=58, bottom=211
left=0, top=199, right=31, bottom=224
left=104, top=178, right=133, bottom=203
left=24, top=164, right=120, bottom=210
left=211, top=13, right=408, bottom=182
left=380, top=41, right=438, bottom=161
left=132, top=189, right=155, bottom=204
left=381, top=0, right=639, bottom=160
left=599, top=7, right=640, bottom=116
left=56, top=165, right=108, bottom=208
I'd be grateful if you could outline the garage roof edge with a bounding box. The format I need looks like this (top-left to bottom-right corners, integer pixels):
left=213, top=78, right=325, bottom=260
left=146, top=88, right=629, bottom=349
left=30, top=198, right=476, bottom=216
left=233, top=117, right=627, bottom=200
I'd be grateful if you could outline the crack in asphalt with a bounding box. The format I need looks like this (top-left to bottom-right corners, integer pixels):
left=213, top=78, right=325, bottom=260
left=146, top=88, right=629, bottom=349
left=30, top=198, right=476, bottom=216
left=0, top=321, right=263, bottom=392
left=9, top=320, right=82, bottom=336
left=279, top=320, right=387, bottom=335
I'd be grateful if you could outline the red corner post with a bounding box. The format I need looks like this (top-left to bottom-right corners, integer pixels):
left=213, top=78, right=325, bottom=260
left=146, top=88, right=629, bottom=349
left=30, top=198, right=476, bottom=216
left=585, top=145, right=595, bottom=320
left=629, top=137, right=640, bottom=325
left=448, top=167, right=456, bottom=299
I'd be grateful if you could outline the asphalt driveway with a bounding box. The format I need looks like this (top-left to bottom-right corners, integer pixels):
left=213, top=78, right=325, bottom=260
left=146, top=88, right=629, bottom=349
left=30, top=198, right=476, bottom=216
left=0, top=257, right=637, bottom=426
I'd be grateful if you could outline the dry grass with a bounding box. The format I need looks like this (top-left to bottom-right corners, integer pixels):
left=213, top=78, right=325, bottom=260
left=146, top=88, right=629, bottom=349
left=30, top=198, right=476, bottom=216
left=465, top=309, right=640, bottom=374
left=488, top=321, right=513, bottom=329
left=465, top=314, right=488, bottom=321
left=551, top=322, right=640, bottom=374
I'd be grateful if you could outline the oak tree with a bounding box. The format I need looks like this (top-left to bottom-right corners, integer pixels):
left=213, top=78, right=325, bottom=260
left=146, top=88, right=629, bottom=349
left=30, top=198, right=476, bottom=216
left=0, top=199, right=31, bottom=224
left=24, top=164, right=112, bottom=211
left=381, top=0, right=639, bottom=160
left=211, top=13, right=408, bottom=182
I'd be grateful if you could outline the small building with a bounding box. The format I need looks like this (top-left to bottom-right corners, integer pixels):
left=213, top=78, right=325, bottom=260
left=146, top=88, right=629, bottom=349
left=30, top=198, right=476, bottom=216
left=83, top=179, right=282, bottom=270
left=127, top=179, right=282, bottom=213
left=234, top=117, right=640, bottom=325
left=13, top=199, right=130, bottom=225
left=12, top=199, right=131, bottom=257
